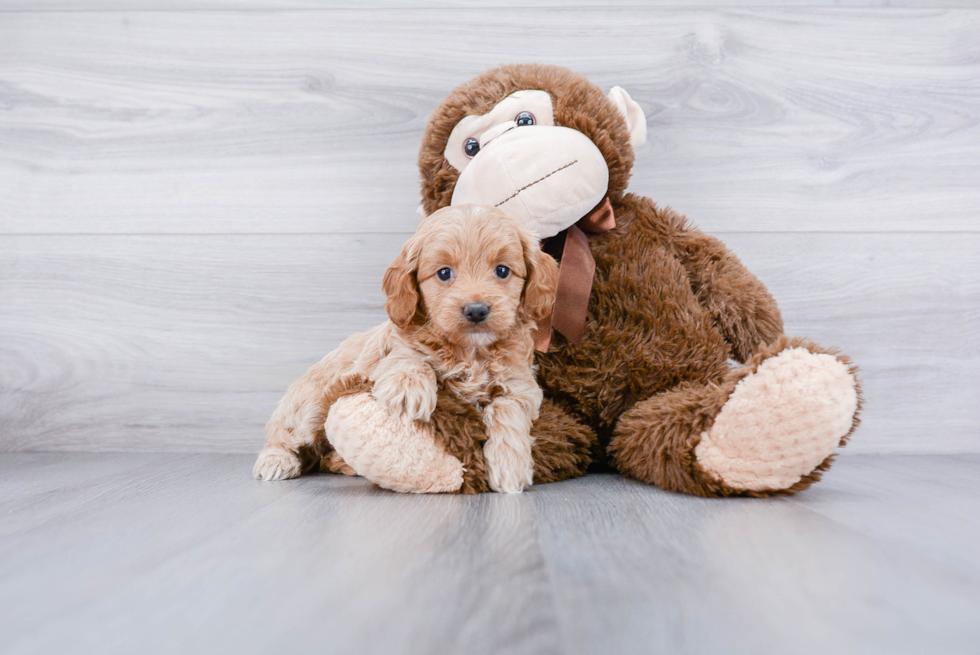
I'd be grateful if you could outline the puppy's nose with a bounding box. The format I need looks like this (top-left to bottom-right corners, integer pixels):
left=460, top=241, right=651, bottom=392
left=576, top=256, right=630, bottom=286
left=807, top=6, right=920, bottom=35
left=463, top=302, right=490, bottom=324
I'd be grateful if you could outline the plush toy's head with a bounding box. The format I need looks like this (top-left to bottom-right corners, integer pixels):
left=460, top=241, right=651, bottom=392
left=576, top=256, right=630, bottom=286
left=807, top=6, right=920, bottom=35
left=418, top=64, right=647, bottom=239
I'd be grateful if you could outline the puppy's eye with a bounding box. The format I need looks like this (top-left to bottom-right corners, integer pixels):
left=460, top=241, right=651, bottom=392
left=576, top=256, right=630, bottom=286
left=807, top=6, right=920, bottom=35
left=437, top=267, right=454, bottom=282
left=515, top=111, right=535, bottom=127
left=495, top=265, right=511, bottom=279
left=463, top=138, right=480, bottom=158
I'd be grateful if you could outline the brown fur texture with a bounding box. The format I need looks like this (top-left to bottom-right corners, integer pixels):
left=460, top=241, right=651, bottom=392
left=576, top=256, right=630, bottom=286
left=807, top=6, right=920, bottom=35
left=416, top=64, right=862, bottom=496
left=609, top=336, right=863, bottom=498
left=429, top=388, right=595, bottom=494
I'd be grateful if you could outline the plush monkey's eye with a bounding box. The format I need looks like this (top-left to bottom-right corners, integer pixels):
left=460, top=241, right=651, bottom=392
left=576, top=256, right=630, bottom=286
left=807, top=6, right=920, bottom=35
left=515, top=111, right=535, bottom=127
left=437, top=267, right=454, bottom=282
left=463, top=138, right=480, bottom=158
left=495, top=265, right=511, bottom=280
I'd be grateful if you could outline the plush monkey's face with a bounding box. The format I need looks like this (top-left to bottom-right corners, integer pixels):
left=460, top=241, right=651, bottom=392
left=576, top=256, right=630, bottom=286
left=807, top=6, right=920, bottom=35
left=421, top=66, right=648, bottom=239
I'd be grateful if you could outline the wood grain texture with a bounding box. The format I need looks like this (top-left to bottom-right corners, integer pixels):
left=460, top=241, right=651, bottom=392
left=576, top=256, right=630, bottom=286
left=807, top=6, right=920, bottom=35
left=1, top=9, right=978, bottom=234
left=1, top=453, right=978, bottom=655
left=1, top=1, right=974, bottom=9
left=0, top=233, right=399, bottom=452
left=1, top=6, right=977, bottom=454
left=0, top=453, right=560, bottom=655
left=527, top=458, right=980, bottom=655
left=1, top=232, right=976, bottom=453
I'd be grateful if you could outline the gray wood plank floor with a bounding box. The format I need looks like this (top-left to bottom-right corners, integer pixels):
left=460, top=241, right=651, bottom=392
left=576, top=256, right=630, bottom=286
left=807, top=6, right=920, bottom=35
left=0, top=453, right=977, bottom=655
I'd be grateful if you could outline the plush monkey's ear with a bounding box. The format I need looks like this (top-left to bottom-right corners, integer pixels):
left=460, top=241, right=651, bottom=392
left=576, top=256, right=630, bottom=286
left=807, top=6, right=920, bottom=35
left=607, top=86, right=647, bottom=149
left=520, top=231, right=560, bottom=323
left=382, top=237, right=423, bottom=329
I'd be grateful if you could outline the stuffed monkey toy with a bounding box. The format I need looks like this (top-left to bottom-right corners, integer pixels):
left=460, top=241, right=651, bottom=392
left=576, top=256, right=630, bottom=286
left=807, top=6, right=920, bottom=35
left=327, top=64, right=862, bottom=497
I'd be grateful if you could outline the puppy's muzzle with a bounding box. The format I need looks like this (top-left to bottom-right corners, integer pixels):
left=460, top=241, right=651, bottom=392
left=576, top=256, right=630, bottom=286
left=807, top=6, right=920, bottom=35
left=463, top=302, right=490, bottom=324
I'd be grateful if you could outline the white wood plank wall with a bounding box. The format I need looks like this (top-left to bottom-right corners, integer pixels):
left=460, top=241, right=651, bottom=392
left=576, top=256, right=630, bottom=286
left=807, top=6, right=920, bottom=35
left=1, top=4, right=977, bottom=453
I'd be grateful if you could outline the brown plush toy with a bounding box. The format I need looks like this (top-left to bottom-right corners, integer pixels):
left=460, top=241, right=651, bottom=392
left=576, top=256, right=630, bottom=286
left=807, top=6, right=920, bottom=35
left=328, top=64, right=862, bottom=497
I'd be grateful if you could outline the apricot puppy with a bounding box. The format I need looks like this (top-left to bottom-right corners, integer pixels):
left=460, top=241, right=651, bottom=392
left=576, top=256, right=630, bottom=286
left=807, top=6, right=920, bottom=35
left=253, top=204, right=559, bottom=493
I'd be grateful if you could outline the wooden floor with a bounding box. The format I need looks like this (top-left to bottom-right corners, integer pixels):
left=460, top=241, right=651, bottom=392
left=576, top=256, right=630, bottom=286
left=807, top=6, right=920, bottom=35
left=1, top=453, right=978, bottom=654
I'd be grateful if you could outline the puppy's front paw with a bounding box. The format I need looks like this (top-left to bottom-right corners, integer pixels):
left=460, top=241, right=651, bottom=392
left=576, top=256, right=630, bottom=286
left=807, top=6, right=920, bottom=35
left=372, top=366, right=438, bottom=423
left=253, top=447, right=302, bottom=481
left=484, top=439, right=534, bottom=494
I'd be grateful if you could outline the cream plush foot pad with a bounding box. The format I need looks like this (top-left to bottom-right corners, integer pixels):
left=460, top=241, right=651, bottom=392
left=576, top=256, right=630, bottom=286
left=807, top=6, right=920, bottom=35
left=326, top=393, right=464, bottom=494
left=695, top=347, right=858, bottom=491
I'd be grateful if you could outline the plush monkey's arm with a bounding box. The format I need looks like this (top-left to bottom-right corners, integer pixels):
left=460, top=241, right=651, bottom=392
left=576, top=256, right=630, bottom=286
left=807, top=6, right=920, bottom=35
left=672, top=229, right=784, bottom=363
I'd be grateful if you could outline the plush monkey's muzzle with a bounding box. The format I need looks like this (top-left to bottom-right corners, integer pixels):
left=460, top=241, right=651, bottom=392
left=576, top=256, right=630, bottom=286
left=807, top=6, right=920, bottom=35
left=450, top=125, right=609, bottom=239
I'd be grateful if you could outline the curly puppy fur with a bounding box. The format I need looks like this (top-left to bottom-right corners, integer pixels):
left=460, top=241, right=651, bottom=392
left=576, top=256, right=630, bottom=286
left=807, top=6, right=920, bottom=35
left=254, top=204, right=564, bottom=493
left=417, top=64, right=862, bottom=496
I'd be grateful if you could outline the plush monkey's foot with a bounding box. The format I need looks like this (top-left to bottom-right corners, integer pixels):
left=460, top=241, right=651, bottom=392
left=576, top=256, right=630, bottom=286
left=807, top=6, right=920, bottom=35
left=326, top=393, right=464, bottom=494
left=253, top=447, right=303, bottom=481
left=695, top=346, right=859, bottom=492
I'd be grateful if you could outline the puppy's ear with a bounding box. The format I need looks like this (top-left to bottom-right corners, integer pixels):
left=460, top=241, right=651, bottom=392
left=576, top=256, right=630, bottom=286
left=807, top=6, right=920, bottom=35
left=383, top=237, right=423, bottom=329
left=520, top=231, right=559, bottom=323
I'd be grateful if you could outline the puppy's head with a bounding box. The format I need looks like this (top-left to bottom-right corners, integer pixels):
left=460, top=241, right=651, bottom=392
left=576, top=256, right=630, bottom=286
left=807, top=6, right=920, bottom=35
left=383, top=204, right=558, bottom=347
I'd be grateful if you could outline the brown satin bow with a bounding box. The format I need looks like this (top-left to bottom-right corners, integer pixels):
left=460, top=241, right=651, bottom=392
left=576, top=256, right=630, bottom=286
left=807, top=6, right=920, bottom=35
left=533, top=197, right=616, bottom=353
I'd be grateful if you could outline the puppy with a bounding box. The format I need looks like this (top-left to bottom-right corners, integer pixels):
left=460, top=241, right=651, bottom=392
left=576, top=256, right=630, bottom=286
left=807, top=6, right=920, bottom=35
left=253, top=204, right=559, bottom=493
